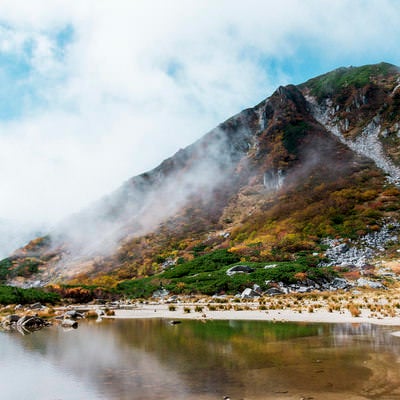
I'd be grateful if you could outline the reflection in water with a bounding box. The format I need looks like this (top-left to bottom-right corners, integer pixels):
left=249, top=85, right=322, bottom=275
left=1, top=319, right=400, bottom=399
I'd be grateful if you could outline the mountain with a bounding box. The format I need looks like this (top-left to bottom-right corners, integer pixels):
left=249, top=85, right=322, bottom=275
left=2, top=62, right=400, bottom=294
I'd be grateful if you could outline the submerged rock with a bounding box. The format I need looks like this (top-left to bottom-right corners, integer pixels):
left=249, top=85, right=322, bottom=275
left=17, top=315, right=50, bottom=331
left=61, top=319, right=78, bottom=329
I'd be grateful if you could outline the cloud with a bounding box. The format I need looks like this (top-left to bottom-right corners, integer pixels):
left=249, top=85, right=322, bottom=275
left=0, top=0, right=400, bottom=255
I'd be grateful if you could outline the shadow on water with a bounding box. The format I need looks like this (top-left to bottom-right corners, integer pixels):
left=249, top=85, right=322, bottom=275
left=2, top=319, right=400, bottom=399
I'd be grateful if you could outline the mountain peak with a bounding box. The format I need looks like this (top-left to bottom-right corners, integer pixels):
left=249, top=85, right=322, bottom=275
left=300, top=62, right=400, bottom=100
left=3, top=63, right=400, bottom=293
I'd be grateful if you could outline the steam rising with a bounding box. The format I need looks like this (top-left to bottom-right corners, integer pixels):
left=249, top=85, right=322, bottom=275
left=0, top=220, right=47, bottom=259
left=49, top=121, right=253, bottom=275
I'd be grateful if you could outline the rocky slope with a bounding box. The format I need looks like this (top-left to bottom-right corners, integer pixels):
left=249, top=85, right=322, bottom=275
left=3, top=62, right=400, bottom=290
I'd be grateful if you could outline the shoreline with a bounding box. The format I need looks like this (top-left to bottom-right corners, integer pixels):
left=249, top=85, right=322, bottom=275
left=5, top=288, right=400, bottom=329
left=104, top=303, right=400, bottom=327
left=97, top=288, right=400, bottom=327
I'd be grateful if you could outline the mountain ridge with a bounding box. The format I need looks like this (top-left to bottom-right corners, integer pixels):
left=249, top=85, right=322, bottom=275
left=3, top=62, right=400, bottom=294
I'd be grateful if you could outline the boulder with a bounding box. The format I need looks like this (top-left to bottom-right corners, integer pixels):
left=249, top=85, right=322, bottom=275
left=30, top=302, right=44, bottom=310
left=165, top=295, right=178, bottom=303
left=17, top=316, right=48, bottom=330
left=264, top=287, right=283, bottom=296
left=253, top=284, right=262, bottom=293
left=357, top=278, right=386, bottom=289
left=241, top=288, right=261, bottom=299
left=64, top=310, right=84, bottom=320
left=4, top=314, right=20, bottom=324
left=1, top=314, right=20, bottom=328
left=330, top=277, right=351, bottom=290
left=334, top=243, right=349, bottom=254
left=95, top=308, right=105, bottom=317
left=277, top=282, right=290, bottom=294
left=152, top=288, right=169, bottom=298
left=297, top=286, right=312, bottom=293
left=226, top=265, right=255, bottom=277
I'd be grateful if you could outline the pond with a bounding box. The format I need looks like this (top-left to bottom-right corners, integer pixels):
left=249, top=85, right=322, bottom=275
left=1, top=319, right=400, bottom=399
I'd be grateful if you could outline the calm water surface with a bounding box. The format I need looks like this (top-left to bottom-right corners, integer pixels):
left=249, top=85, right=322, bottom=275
left=1, top=319, right=400, bottom=400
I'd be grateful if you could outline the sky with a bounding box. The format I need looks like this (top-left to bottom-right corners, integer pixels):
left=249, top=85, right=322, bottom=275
left=1, top=0, right=400, bottom=254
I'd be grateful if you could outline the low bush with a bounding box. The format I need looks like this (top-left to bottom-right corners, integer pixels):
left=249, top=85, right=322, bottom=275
left=0, top=285, right=60, bottom=305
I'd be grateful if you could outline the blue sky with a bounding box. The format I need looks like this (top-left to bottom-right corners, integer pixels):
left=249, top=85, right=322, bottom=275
left=0, top=23, right=72, bottom=120
left=0, top=0, right=400, bottom=253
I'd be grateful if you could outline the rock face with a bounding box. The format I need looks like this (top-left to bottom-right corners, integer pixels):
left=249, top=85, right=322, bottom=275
left=263, top=169, right=285, bottom=191
left=322, top=222, right=400, bottom=267
left=5, top=62, right=400, bottom=286
left=308, top=93, right=400, bottom=185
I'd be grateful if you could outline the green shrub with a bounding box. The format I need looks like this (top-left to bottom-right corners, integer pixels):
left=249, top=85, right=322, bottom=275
left=0, top=285, right=60, bottom=305
left=0, top=258, right=12, bottom=283
left=14, top=259, right=42, bottom=277
left=116, top=277, right=159, bottom=298
left=162, top=249, right=241, bottom=279
left=282, top=122, right=309, bottom=155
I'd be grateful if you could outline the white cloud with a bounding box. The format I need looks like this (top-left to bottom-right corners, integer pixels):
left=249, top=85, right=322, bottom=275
left=0, top=0, right=399, bottom=255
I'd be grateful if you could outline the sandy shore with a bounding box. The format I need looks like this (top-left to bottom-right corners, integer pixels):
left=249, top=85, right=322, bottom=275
left=107, top=303, right=400, bottom=326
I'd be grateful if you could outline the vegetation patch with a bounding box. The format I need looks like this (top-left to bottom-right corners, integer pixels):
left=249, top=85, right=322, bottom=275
left=116, top=249, right=335, bottom=298
left=0, top=257, right=43, bottom=281
left=282, top=121, right=310, bottom=155
left=303, top=62, right=396, bottom=100
left=0, top=285, right=60, bottom=305
left=0, top=258, right=13, bottom=283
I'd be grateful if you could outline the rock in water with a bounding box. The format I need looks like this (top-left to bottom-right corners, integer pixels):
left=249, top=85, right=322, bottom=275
left=64, top=310, right=84, bottom=320
left=61, top=319, right=78, bottom=329
left=17, top=315, right=48, bottom=330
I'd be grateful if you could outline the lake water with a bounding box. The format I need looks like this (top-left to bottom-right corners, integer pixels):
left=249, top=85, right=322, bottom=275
left=1, top=319, right=400, bottom=400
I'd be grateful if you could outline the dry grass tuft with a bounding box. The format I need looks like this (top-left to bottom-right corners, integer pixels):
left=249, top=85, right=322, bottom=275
left=348, top=303, right=361, bottom=317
